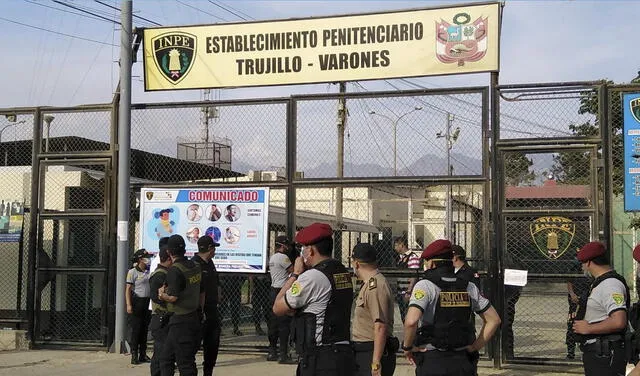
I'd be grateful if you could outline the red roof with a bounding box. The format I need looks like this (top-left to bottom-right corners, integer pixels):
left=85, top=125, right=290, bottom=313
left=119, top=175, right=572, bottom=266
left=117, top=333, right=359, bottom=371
left=505, top=179, right=590, bottom=199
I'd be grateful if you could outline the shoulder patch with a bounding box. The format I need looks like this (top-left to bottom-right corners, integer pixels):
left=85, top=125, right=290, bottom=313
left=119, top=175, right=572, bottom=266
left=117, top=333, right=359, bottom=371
left=368, top=277, right=377, bottom=290
left=612, top=293, right=625, bottom=306
left=290, top=281, right=302, bottom=296
left=413, top=289, right=426, bottom=300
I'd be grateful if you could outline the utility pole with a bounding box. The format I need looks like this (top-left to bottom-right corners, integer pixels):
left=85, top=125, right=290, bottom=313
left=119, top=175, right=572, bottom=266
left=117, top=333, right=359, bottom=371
left=437, top=113, right=459, bottom=241
left=335, top=82, right=346, bottom=262
left=114, top=0, right=132, bottom=355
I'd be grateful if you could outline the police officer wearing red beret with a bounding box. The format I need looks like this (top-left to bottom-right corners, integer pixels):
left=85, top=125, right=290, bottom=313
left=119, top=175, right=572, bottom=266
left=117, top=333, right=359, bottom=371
left=571, top=242, right=629, bottom=376
left=633, top=244, right=640, bottom=300
left=272, top=223, right=355, bottom=376
left=402, top=239, right=501, bottom=376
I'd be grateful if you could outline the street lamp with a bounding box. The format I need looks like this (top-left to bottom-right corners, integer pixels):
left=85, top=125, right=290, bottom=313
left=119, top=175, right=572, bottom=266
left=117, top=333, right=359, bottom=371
left=44, top=115, right=55, bottom=152
left=369, top=106, right=422, bottom=176
left=436, top=113, right=460, bottom=240
left=0, top=120, right=26, bottom=166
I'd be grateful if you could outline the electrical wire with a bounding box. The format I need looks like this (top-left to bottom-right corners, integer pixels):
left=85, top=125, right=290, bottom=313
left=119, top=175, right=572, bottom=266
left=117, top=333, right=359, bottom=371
left=23, top=0, right=115, bottom=24
left=0, top=16, right=117, bottom=46
left=217, top=1, right=254, bottom=20
left=51, top=0, right=119, bottom=24
left=208, top=0, right=253, bottom=20
left=175, top=0, right=228, bottom=22
left=94, top=0, right=162, bottom=26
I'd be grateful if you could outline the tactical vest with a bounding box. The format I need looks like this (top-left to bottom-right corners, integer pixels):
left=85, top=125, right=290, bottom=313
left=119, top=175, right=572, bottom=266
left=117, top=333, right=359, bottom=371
left=167, top=261, right=201, bottom=316
left=151, top=267, right=168, bottom=314
left=314, top=259, right=353, bottom=344
left=416, top=267, right=474, bottom=350
left=573, top=270, right=630, bottom=344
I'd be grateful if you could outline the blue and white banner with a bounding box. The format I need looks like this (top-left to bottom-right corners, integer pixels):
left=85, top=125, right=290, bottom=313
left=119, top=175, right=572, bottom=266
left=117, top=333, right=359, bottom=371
left=624, top=93, right=640, bottom=212
left=139, top=187, right=270, bottom=273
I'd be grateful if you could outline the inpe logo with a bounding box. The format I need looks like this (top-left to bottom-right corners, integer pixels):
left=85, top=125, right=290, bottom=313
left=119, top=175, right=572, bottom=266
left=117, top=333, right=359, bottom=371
left=530, top=216, right=575, bottom=260
left=151, top=32, right=197, bottom=85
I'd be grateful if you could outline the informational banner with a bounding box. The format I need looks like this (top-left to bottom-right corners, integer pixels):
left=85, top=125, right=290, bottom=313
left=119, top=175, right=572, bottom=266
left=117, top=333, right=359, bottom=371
left=624, top=93, right=640, bottom=212
left=143, top=2, right=500, bottom=91
left=139, top=187, right=270, bottom=273
left=0, top=199, right=24, bottom=242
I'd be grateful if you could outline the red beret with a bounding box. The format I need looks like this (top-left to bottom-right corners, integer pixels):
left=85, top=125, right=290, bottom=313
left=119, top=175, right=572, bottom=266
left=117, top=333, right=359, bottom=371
left=577, top=241, right=606, bottom=263
left=295, top=222, right=333, bottom=245
left=421, top=239, right=452, bottom=260
left=633, top=244, right=640, bottom=263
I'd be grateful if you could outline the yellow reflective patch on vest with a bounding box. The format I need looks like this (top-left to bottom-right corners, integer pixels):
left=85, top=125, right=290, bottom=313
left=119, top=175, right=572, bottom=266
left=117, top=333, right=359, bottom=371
left=612, top=293, right=624, bottom=306
left=439, top=292, right=471, bottom=307
left=188, top=274, right=201, bottom=285
left=290, top=281, right=302, bottom=296
left=333, top=273, right=353, bottom=290
left=413, top=289, right=426, bottom=301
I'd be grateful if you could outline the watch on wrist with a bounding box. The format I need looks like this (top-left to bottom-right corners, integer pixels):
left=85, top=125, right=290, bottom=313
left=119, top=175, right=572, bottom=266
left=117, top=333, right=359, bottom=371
left=371, top=362, right=380, bottom=371
left=401, top=344, right=413, bottom=351
left=290, top=273, right=299, bottom=279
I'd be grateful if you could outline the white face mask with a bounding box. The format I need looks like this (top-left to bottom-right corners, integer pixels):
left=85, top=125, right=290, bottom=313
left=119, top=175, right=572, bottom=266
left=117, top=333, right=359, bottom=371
left=300, top=246, right=309, bottom=264
left=141, top=258, right=150, bottom=265
left=582, top=263, right=592, bottom=278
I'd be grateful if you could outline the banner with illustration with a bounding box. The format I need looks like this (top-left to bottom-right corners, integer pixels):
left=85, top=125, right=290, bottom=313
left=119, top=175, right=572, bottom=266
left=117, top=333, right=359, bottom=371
left=139, top=187, right=270, bottom=273
left=0, top=200, right=24, bottom=242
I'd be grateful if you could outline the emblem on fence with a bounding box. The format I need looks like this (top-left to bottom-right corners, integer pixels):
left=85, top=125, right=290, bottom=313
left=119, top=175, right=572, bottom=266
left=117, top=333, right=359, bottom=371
left=631, top=97, right=640, bottom=123
left=435, top=12, right=488, bottom=66
left=151, top=32, right=197, bottom=84
left=530, top=216, right=575, bottom=259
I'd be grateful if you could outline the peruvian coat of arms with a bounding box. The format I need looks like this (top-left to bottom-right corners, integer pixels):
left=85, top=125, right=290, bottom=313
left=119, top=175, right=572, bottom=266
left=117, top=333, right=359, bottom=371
left=436, top=12, right=488, bottom=66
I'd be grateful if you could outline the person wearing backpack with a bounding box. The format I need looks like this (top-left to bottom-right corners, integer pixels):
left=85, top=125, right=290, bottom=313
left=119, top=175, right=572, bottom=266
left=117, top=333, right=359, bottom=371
left=394, top=236, right=420, bottom=323
left=572, top=241, right=629, bottom=376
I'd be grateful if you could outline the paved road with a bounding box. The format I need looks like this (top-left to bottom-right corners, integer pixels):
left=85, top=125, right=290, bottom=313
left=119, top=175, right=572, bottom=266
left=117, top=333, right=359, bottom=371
left=0, top=349, right=596, bottom=376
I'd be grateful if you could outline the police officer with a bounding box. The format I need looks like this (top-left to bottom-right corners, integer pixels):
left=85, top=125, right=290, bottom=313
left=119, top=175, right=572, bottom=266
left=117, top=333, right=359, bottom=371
left=351, top=243, right=397, bottom=376
left=192, top=235, right=222, bottom=376
left=126, top=248, right=153, bottom=365
left=266, top=235, right=295, bottom=363
left=272, top=222, right=355, bottom=376
left=157, top=234, right=203, bottom=376
left=402, top=239, right=501, bottom=376
left=451, top=245, right=480, bottom=289
left=572, top=241, right=629, bottom=376
left=149, top=237, right=172, bottom=376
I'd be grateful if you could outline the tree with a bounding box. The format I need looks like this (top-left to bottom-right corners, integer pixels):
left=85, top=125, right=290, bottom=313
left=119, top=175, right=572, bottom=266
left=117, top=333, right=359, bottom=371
left=504, top=152, right=536, bottom=186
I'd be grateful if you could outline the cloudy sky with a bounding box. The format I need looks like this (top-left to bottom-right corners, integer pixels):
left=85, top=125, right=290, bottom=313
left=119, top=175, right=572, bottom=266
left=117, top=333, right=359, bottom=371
left=0, top=0, right=638, bottom=175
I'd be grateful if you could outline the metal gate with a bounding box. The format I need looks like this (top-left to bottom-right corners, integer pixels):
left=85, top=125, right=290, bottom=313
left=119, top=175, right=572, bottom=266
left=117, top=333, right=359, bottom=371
left=493, top=82, right=610, bottom=365
left=28, top=106, right=115, bottom=346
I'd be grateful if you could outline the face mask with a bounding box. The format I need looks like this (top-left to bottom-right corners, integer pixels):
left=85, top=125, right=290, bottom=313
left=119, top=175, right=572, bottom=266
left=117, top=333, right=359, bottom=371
left=141, top=258, right=150, bottom=265
left=300, top=247, right=309, bottom=264
left=582, top=263, right=592, bottom=278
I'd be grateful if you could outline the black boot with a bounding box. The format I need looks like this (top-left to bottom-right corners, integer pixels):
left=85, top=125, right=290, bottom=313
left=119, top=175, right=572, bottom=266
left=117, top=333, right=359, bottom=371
left=139, top=353, right=151, bottom=363
left=131, top=354, right=140, bottom=365
left=278, top=354, right=297, bottom=364
left=267, top=348, right=278, bottom=361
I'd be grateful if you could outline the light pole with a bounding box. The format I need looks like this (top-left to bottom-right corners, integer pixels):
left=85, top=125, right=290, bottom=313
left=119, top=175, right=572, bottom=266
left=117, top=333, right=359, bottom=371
left=0, top=120, right=26, bottom=166
left=436, top=113, right=460, bottom=240
left=369, top=106, right=422, bottom=176
left=44, top=115, right=55, bottom=152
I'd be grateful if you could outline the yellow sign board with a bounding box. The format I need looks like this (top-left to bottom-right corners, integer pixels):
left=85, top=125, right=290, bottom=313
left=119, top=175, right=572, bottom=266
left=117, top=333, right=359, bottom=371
left=143, top=3, right=500, bottom=91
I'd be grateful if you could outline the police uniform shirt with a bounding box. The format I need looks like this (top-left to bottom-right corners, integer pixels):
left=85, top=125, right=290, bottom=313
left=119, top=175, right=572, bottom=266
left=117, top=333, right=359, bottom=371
left=192, top=254, right=219, bottom=308
left=269, top=252, right=292, bottom=288
left=584, top=277, right=627, bottom=324
left=285, top=269, right=332, bottom=344
left=352, top=273, right=394, bottom=342
left=127, top=266, right=151, bottom=298
left=409, top=278, right=490, bottom=330
left=455, top=264, right=480, bottom=289
left=150, top=264, right=169, bottom=311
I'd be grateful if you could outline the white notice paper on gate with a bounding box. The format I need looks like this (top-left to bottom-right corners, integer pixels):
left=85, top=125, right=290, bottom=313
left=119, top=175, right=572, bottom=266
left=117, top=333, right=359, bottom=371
left=504, top=269, right=528, bottom=287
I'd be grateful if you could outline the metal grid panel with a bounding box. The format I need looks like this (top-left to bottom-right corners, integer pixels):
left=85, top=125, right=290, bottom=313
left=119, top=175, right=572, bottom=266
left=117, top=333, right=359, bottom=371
left=130, top=102, right=287, bottom=182
left=41, top=164, right=107, bottom=213
left=295, top=91, right=485, bottom=178
left=40, top=109, right=111, bottom=153
left=40, top=218, right=106, bottom=268
left=498, top=86, right=598, bottom=139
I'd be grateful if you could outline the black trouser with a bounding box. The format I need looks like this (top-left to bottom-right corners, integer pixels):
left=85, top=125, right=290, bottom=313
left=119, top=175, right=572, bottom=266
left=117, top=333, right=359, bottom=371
left=414, top=350, right=474, bottom=376
left=566, top=296, right=578, bottom=356
left=160, top=312, right=201, bottom=376
left=150, top=313, right=171, bottom=376
left=580, top=339, right=626, bottom=376
left=252, top=282, right=270, bottom=329
left=267, top=288, right=292, bottom=354
left=129, top=296, right=151, bottom=358
left=502, top=285, right=521, bottom=359
left=395, top=292, right=409, bottom=323
left=352, top=341, right=396, bottom=376
left=222, top=277, right=243, bottom=331
left=201, top=306, right=222, bottom=376
left=296, top=344, right=355, bottom=376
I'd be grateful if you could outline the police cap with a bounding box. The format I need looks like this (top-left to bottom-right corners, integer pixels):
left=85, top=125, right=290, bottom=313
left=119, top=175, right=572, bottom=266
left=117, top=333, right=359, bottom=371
left=132, top=248, right=152, bottom=262
left=576, top=241, right=606, bottom=263
left=421, top=239, right=453, bottom=260
left=197, top=235, right=219, bottom=253
left=167, top=234, right=186, bottom=254
left=352, top=243, right=377, bottom=264
left=295, top=222, right=333, bottom=245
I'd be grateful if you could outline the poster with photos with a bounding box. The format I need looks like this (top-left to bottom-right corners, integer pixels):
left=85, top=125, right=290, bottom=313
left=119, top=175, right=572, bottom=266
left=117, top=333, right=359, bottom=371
left=139, top=187, right=269, bottom=273
left=0, top=199, right=24, bottom=242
